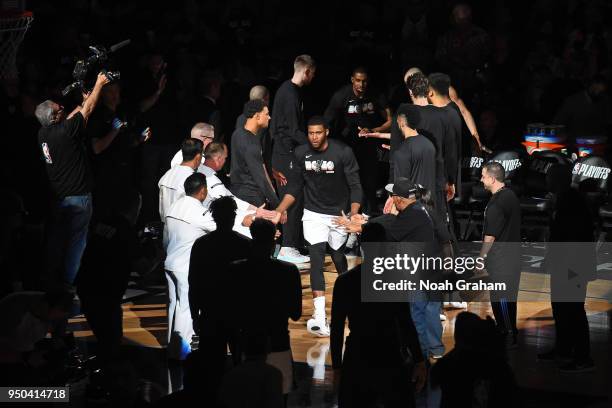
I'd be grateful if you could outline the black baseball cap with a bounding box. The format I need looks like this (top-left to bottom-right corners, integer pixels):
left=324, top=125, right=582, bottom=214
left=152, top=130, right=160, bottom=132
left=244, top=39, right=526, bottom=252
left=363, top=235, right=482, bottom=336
left=385, top=178, right=421, bottom=198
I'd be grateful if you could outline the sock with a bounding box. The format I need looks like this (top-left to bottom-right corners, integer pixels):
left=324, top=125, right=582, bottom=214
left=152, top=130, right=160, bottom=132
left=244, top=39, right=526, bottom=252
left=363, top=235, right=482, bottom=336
left=313, top=296, right=326, bottom=321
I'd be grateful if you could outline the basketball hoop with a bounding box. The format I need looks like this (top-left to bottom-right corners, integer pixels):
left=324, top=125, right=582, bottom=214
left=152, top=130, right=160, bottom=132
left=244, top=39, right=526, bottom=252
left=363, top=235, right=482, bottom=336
left=0, top=10, right=33, bottom=80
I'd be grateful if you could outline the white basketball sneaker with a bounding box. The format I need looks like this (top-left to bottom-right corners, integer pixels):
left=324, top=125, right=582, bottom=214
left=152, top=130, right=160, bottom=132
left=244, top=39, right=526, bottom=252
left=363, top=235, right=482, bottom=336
left=307, top=317, right=330, bottom=337
left=451, top=302, right=468, bottom=309
left=277, top=247, right=310, bottom=264
left=444, top=302, right=468, bottom=309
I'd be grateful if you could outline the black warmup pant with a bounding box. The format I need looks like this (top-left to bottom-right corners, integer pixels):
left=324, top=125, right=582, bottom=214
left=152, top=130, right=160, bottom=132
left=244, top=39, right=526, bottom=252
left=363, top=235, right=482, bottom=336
left=198, top=316, right=242, bottom=366
left=308, top=242, right=347, bottom=292
left=551, top=301, right=590, bottom=360
left=434, top=190, right=448, bottom=222
left=356, top=154, right=379, bottom=216
left=273, top=154, right=303, bottom=249
left=489, top=269, right=520, bottom=335
left=491, top=301, right=518, bottom=335
left=79, top=294, right=123, bottom=363
left=435, top=189, right=458, bottom=244
left=551, top=277, right=590, bottom=360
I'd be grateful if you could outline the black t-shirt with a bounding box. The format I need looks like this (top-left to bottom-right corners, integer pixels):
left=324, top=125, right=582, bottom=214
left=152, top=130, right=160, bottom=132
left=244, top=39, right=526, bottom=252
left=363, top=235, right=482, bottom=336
left=230, top=127, right=278, bottom=207
left=292, top=139, right=363, bottom=215
left=226, top=257, right=302, bottom=352
left=87, top=105, right=137, bottom=180
left=324, top=84, right=388, bottom=156
left=392, top=104, right=458, bottom=192
left=235, top=113, right=272, bottom=173
left=550, top=189, right=594, bottom=242
left=422, top=105, right=458, bottom=191
left=134, top=72, right=180, bottom=146
left=270, top=80, right=307, bottom=160
left=38, top=112, right=93, bottom=199
left=392, top=134, right=437, bottom=195
left=483, top=188, right=521, bottom=242
left=444, top=102, right=464, bottom=185
left=483, top=188, right=521, bottom=272
left=189, top=229, right=251, bottom=320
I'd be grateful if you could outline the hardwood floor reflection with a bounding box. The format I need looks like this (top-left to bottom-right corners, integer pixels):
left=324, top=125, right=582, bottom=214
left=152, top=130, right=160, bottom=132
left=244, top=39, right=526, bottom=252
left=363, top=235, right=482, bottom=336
left=68, top=255, right=612, bottom=399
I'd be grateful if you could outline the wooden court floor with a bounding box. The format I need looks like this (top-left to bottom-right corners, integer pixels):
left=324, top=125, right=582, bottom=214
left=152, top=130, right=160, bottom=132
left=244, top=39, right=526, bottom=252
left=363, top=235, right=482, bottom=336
left=69, top=256, right=612, bottom=400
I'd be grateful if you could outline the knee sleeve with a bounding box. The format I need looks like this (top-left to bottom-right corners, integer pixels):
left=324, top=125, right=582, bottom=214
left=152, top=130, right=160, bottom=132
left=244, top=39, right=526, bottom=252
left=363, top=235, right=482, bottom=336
left=309, top=242, right=327, bottom=292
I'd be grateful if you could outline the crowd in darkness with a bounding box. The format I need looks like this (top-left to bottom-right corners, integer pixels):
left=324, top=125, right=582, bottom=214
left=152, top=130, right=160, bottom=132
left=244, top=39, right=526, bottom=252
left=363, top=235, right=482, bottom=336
left=1, top=0, right=612, bottom=233
left=0, top=0, right=610, bottom=406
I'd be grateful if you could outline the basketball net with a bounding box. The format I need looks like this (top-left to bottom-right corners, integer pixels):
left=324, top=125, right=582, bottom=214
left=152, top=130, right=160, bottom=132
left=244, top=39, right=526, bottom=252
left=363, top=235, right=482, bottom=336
left=0, top=10, right=33, bottom=80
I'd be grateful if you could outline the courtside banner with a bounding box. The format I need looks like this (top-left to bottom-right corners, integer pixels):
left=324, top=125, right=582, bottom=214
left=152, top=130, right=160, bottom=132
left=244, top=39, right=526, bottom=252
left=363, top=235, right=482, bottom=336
left=361, top=242, right=611, bottom=303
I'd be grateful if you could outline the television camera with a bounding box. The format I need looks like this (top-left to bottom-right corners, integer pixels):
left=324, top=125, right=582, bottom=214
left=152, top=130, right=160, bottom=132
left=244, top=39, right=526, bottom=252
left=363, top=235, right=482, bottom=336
left=62, top=39, right=130, bottom=96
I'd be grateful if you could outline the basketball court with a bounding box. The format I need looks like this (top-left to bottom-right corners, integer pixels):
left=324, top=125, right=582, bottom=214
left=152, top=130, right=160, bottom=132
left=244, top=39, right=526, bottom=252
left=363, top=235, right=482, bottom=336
left=66, top=251, right=612, bottom=406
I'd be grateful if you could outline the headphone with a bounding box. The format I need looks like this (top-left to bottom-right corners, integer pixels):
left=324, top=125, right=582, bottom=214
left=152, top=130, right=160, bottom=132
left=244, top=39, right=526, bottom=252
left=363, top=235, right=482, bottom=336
left=388, top=182, right=425, bottom=199
left=408, top=184, right=424, bottom=200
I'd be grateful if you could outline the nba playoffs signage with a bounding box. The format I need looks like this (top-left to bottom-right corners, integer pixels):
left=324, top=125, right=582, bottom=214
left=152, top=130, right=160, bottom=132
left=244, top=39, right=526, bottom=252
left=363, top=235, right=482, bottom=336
left=572, top=163, right=611, bottom=180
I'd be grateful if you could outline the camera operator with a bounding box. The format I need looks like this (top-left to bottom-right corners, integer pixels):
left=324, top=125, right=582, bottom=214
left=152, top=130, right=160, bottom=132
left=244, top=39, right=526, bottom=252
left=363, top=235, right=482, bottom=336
left=88, top=82, right=151, bottom=219
left=36, top=72, right=110, bottom=289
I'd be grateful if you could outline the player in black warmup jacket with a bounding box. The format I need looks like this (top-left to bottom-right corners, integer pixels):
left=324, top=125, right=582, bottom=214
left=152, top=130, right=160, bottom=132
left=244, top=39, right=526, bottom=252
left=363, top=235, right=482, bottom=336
left=276, top=116, right=363, bottom=337
left=427, top=73, right=463, bottom=202
left=270, top=55, right=316, bottom=265
left=386, top=72, right=457, bottom=225
left=324, top=67, right=391, bottom=216
left=383, top=104, right=437, bottom=215
left=230, top=100, right=278, bottom=208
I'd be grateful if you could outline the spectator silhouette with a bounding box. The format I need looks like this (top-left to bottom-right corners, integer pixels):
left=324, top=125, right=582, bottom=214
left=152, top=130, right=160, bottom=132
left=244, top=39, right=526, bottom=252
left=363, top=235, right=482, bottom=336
left=218, top=330, right=284, bottom=408
left=331, top=222, right=427, bottom=408
left=538, top=164, right=596, bottom=373
left=431, top=311, right=517, bottom=408
left=76, top=191, right=148, bottom=366
left=155, top=348, right=225, bottom=408
left=189, top=196, right=250, bottom=363
left=225, top=218, right=302, bottom=400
